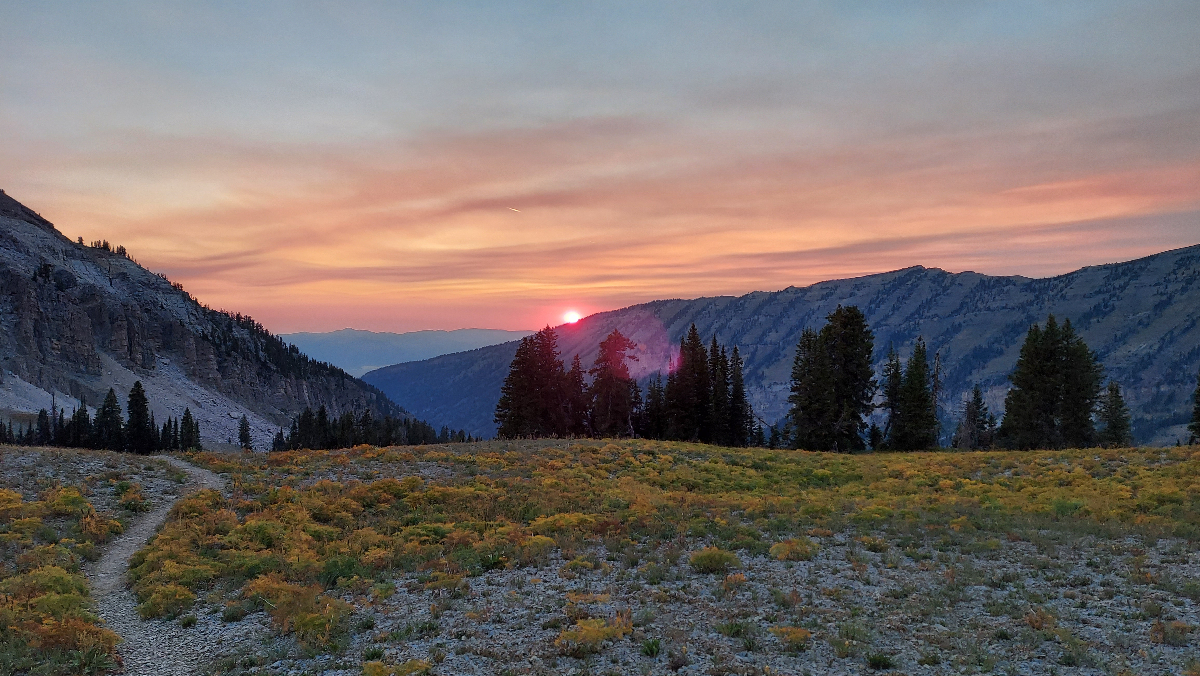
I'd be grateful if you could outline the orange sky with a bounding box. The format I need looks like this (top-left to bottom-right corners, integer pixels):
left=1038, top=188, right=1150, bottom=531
left=3, top=3, right=1199, bottom=332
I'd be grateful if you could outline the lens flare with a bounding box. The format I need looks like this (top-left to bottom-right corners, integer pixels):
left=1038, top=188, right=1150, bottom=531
left=563, top=310, right=582, bottom=323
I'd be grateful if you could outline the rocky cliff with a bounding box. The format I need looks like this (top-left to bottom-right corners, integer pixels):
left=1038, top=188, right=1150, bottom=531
left=0, top=190, right=401, bottom=447
left=365, top=244, right=1200, bottom=446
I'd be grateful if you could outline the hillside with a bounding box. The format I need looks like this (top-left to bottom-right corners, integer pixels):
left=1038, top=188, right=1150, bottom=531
left=280, top=327, right=533, bottom=377
left=364, top=245, right=1200, bottom=445
left=0, top=190, right=402, bottom=448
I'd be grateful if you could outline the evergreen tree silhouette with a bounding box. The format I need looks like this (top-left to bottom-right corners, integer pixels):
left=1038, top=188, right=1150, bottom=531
left=589, top=330, right=639, bottom=437
left=1097, top=381, right=1132, bottom=448
left=238, top=414, right=253, bottom=450
left=998, top=315, right=1102, bottom=449
left=94, top=388, right=124, bottom=450
left=125, top=381, right=156, bottom=454
left=952, top=385, right=996, bottom=450
left=889, top=338, right=939, bottom=450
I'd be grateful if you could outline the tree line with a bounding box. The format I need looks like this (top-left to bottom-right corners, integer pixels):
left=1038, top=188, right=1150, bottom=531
left=495, top=325, right=760, bottom=446
left=0, top=381, right=202, bottom=453
left=269, top=405, right=473, bottom=451
left=782, top=307, right=1134, bottom=452
left=496, top=307, right=1156, bottom=452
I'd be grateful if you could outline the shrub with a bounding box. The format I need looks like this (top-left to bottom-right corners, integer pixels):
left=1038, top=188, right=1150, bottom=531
left=770, top=625, right=811, bottom=652
left=180, top=614, right=197, bottom=628
left=119, top=489, right=151, bottom=512
left=689, top=547, right=740, bottom=574
left=79, top=513, right=123, bottom=544
left=769, top=538, right=817, bottom=561
left=1151, top=620, right=1192, bottom=647
left=516, top=535, right=557, bottom=566
left=555, top=613, right=633, bottom=657
left=641, top=638, right=662, bottom=657
left=319, top=554, right=364, bottom=587
left=867, top=652, right=896, bottom=670
left=137, top=583, right=196, bottom=619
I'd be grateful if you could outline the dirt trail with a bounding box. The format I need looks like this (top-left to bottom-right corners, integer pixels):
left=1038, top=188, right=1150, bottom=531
left=89, top=455, right=251, bottom=675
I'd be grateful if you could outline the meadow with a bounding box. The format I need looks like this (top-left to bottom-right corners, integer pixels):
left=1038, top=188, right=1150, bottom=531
left=121, top=440, right=1200, bottom=675
left=0, top=447, right=181, bottom=675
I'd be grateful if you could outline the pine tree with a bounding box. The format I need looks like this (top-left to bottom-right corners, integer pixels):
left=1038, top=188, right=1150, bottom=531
left=589, top=330, right=639, bottom=438
left=665, top=325, right=711, bottom=442
left=93, top=388, right=124, bottom=450
left=998, top=315, right=1103, bottom=449
left=125, top=381, right=156, bottom=454
left=823, top=306, right=876, bottom=452
left=35, top=409, right=51, bottom=446
left=68, top=403, right=92, bottom=449
left=1097, top=381, right=1132, bottom=448
left=728, top=347, right=753, bottom=447
left=787, top=328, right=831, bottom=450
left=642, top=376, right=667, bottom=440
left=889, top=338, right=939, bottom=450
left=880, top=347, right=903, bottom=446
left=238, top=414, right=253, bottom=450
left=495, top=327, right=569, bottom=438
left=952, top=385, right=995, bottom=450
left=1059, top=319, right=1103, bottom=448
left=565, top=355, right=590, bottom=436
left=709, top=338, right=731, bottom=445
left=787, top=306, right=875, bottom=452
left=179, top=407, right=199, bottom=450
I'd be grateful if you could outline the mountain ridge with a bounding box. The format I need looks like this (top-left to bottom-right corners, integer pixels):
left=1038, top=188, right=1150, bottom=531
left=280, top=327, right=534, bottom=377
left=364, top=243, right=1200, bottom=445
left=0, top=190, right=403, bottom=448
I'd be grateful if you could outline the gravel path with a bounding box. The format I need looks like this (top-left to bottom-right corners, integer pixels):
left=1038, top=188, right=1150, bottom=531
left=89, top=455, right=249, bottom=676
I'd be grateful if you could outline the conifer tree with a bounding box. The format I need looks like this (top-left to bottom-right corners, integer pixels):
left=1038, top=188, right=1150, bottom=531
left=880, top=347, right=902, bottom=445
left=35, top=409, right=51, bottom=446
left=952, top=385, right=996, bottom=450
left=589, top=330, right=639, bottom=438
left=998, top=315, right=1103, bottom=449
left=495, top=327, right=569, bottom=438
left=179, top=407, right=199, bottom=450
left=787, top=306, right=875, bottom=452
left=728, top=347, right=752, bottom=447
left=709, top=338, right=731, bottom=445
left=125, top=381, right=156, bottom=454
left=1097, top=381, right=1132, bottom=448
left=665, top=325, right=711, bottom=442
left=642, top=376, right=667, bottom=440
left=889, top=338, right=939, bottom=450
left=787, top=328, right=831, bottom=450
left=1059, top=319, right=1103, bottom=448
left=94, top=388, right=124, bottom=450
left=565, top=355, right=590, bottom=436
left=238, top=414, right=253, bottom=450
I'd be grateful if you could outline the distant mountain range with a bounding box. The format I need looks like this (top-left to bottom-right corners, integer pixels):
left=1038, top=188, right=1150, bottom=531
left=281, top=328, right=533, bottom=377
left=0, top=190, right=403, bottom=449
left=364, top=244, right=1200, bottom=446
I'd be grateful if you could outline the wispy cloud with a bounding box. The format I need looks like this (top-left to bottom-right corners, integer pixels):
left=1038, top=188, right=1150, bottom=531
left=2, top=2, right=1198, bottom=331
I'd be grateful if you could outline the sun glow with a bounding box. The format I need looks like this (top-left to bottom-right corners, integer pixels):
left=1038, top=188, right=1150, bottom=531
left=563, top=310, right=582, bottom=324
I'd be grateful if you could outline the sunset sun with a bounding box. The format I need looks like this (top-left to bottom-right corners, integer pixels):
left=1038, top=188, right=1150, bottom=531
left=563, top=310, right=582, bottom=324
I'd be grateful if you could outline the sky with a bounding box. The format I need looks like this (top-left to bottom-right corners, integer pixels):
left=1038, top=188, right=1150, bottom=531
left=2, top=2, right=1199, bottom=332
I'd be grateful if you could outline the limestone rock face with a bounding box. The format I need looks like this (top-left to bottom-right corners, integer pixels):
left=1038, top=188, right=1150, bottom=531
left=0, top=189, right=401, bottom=444
left=367, top=244, right=1200, bottom=445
